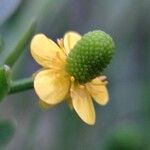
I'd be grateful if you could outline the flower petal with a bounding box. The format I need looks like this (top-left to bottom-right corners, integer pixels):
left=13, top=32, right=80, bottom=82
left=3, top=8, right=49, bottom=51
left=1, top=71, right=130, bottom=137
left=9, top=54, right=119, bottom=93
left=70, top=83, right=96, bottom=125
left=63, top=31, right=81, bottom=55
left=34, top=69, right=70, bottom=105
left=86, top=77, right=109, bottom=105
left=30, top=34, right=64, bottom=68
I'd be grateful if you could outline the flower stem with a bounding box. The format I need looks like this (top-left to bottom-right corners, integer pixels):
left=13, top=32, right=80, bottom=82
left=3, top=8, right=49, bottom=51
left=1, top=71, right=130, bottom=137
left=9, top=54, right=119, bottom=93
left=9, top=77, right=33, bottom=94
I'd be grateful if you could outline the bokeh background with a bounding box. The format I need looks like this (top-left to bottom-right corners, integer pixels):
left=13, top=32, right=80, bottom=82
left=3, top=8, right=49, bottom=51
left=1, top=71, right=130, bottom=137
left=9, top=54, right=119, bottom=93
left=0, top=0, right=150, bottom=149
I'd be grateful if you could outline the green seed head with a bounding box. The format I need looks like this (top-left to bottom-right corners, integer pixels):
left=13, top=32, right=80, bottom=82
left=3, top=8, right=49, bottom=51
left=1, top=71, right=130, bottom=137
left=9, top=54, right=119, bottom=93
left=65, top=30, right=115, bottom=83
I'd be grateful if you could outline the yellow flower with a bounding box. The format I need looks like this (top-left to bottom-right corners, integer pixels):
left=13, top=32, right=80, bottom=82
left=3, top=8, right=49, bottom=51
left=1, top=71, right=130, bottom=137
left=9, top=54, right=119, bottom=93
left=30, top=31, right=109, bottom=125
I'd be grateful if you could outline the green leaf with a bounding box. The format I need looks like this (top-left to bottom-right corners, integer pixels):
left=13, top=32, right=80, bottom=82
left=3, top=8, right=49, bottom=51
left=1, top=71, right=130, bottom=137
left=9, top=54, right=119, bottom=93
left=0, top=120, right=15, bottom=148
left=0, top=65, right=11, bottom=101
left=4, top=22, right=36, bottom=67
left=0, top=0, right=69, bottom=67
left=0, top=0, right=47, bottom=66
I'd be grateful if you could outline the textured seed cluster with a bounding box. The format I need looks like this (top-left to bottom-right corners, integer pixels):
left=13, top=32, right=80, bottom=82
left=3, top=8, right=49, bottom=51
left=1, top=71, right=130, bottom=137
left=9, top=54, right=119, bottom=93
left=65, top=30, right=115, bottom=83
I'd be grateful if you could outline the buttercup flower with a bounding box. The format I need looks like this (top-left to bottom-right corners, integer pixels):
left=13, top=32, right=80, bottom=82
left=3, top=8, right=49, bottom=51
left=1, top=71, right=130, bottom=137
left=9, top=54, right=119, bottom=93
left=30, top=31, right=114, bottom=125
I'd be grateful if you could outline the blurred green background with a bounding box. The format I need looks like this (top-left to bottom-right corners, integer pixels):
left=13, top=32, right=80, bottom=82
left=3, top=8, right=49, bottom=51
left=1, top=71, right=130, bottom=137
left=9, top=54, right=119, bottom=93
left=0, top=0, right=150, bottom=149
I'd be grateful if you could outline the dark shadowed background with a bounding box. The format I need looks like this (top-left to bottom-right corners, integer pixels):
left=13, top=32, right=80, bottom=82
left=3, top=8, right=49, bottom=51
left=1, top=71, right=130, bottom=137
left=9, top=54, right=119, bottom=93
left=0, top=0, right=150, bottom=149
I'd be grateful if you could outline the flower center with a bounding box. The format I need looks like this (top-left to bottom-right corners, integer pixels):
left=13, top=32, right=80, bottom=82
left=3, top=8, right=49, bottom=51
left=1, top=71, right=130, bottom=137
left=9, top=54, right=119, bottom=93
left=65, top=30, right=115, bottom=83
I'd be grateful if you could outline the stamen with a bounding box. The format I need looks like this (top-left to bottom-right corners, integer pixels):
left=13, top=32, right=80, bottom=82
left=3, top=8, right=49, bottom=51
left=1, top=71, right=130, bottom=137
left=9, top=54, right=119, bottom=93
left=56, top=73, right=60, bottom=78
left=70, top=88, right=73, bottom=92
left=57, top=38, right=67, bottom=57
left=99, top=76, right=107, bottom=82
left=56, top=51, right=65, bottom=63
left=57, top=38, right=63, bottom=48
left=103, top=81, right=108, bottom=85
left=79, top=85, right=85, bottom=89
left=71, top=76, right=75, bottom=82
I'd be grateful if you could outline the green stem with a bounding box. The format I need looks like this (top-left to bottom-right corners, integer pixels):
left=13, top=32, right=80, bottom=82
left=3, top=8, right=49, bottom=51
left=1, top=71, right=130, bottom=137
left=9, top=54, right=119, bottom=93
left=9, top=77, right=33, bottom=94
